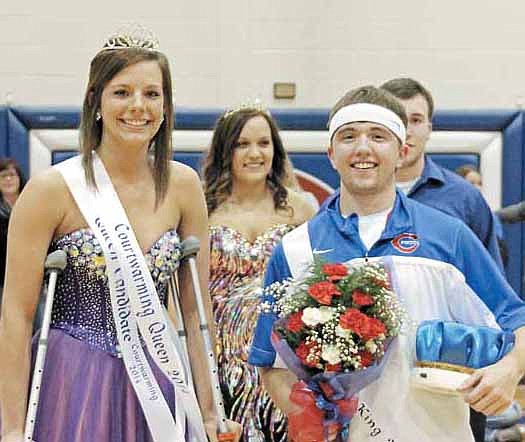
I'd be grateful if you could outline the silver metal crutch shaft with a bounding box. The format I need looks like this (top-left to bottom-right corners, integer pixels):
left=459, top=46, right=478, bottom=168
left=181, top=237, right=236, bottom=442
left=24, top=250, right=67, bottom=441
left=168, top=275, right=193, bottom=385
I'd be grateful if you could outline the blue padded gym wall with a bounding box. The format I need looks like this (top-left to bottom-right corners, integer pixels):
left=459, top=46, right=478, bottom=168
left=6, top=106, right=525, bottom=296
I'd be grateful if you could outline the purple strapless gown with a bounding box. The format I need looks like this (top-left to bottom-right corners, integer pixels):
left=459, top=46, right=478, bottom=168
left=30, top=228, right=183, bottom=442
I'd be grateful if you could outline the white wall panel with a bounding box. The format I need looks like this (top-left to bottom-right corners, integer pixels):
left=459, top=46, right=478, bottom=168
left=1, top=0, right=525, bottom=109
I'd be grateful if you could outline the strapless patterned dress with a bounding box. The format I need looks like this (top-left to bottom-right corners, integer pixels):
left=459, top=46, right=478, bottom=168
left=209, top=224, right=295, bottom=442
left=29, top=228, right=183, bottom=442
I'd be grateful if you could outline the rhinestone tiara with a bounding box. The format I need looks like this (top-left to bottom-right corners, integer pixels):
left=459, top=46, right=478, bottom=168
left=222, top=98, right=266, bottom=120
left=99, top=23, right=160, bottom=52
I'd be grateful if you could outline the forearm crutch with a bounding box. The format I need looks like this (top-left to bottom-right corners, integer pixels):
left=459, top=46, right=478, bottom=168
left=24, top=250, right=67, bottom=441
left=181, top=237, right=236, bottom=442
left=168, top=274, right=193, bottom=385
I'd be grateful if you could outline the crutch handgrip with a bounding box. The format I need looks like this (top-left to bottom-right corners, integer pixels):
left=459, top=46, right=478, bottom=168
left=181, top=236, right=238, bottom=440
left=181, top=237, right=199, bottom=259
left=44, top=250, right=68, bottom=272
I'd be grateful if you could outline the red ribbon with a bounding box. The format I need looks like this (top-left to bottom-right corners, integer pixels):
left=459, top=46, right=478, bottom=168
left=288, top=381, right=358, bottom=442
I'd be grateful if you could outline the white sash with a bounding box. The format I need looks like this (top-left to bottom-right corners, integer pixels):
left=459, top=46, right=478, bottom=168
left=281, top=227, right=399, bottom=440
left=282, top=222, right=313, bottom=279
left=56, top=154, right=207, bottom=442
left=280, top=225, right=482, bottom=442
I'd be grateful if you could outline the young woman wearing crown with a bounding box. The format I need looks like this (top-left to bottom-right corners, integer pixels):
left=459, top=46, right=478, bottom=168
left=0, top=25, right=241, bottom=442
left=202, top=106, right=315, bottom=441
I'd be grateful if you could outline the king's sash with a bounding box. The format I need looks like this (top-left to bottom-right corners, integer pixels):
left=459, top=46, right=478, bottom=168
left=280, top=222, right=501, bottom=441
left=281, top=224, right=404, bottom=440
left=56, top=154, right=207, bottom=442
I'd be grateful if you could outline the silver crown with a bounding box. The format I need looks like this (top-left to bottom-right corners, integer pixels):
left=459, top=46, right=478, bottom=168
left=222, top=98, right=266, bottom=120
left=100, top=23, right=160, bottom=52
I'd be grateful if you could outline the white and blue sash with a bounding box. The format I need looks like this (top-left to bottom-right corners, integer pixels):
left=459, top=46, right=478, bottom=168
left=56, top=154, right=207, bottom=442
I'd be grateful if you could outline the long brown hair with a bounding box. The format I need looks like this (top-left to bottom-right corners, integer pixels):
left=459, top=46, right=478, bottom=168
left=202, top=109, right=289, bottom=215
left=79, top=48, right=174, bottom=205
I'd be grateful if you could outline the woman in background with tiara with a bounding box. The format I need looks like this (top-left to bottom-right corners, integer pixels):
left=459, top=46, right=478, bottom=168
left=0, top=26, right=240, bottom=442
left=202, top=107, right=316, bottom=441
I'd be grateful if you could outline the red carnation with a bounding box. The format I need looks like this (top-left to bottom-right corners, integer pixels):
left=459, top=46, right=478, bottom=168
left=287, top=311, right=304, bottom=333
left=352, top=290, right=374, bottom=306
left=358, top=350, right=375, bottom=367
left=295, top=341, right=310, bottom=360
left=295, top=341, right=320, bottom=368
left=339, top=308, right=368, bottom=331
left=361, top=317, right=386, bottom=340
left=322, top=263, right=348, bottom=282
left=308, top=281, right=341, bottom=305
left=339, top=309, right=386, bottom=340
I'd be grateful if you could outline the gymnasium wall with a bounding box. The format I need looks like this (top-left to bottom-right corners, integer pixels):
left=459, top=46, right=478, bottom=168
left=1, top=1, right=525, bottom=109
left=2, top=106, right=523, bottom=295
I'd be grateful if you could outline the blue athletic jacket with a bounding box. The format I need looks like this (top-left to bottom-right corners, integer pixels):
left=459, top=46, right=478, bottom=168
left=320, top=156, right=504, bottom=271
left=249, top=190, right=525, bottom=367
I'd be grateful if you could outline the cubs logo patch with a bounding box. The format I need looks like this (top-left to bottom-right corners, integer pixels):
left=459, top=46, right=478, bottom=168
left=391, top=233, right=419, bottom=254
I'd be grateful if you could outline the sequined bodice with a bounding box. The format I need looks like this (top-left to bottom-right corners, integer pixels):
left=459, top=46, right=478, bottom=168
left=49, top=228, right=182, bottom=355
left=208, top=224, right=294, bottom=297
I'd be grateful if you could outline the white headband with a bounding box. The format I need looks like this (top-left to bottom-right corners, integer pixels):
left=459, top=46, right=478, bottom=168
left=328, top=103, right=406, bottom=145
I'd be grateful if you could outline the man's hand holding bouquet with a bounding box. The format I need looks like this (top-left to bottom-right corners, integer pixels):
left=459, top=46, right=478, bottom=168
left=262, top=260, right=405, bottom=442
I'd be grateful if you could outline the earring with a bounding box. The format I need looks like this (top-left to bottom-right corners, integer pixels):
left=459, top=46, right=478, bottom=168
left=95, top=111, right=102, bottom=121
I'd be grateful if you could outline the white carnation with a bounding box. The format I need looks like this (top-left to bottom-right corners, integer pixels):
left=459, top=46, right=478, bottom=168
left=365, top=340, right=378, bottom=354
left=321, top=344, right=341, bottom=364
left=302, top=307, right=323, bottom=326
left=318, top=306, right=335, bottom=323
left=335, top=325, right=352, bottom=339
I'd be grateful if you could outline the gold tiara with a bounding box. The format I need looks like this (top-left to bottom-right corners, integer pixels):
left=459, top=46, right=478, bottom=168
left=222, top=98, right=266, bottom=120
left=100, top=23, right=160, bottom=52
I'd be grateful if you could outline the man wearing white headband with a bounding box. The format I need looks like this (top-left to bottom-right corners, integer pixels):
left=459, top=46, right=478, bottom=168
left=323, top=78, right=503, bottom=275
left=326, top=95, right=407, bottom=228
left=249, top=86, right=525, bottom=441
left=320, top=79, right=509, bottom=442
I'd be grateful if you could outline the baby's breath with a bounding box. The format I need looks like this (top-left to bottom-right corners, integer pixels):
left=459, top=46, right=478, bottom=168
left=268, top=259, right=405, bottom=375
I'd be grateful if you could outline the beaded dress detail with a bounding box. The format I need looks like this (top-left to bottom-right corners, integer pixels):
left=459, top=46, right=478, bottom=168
left=209, top=224, right=294, bottom=442
left=30, top=228, right=183, bottom=442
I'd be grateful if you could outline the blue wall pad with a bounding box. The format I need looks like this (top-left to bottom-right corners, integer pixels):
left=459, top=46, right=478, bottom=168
left=9, top=106, right=525, bottom=295
left=0, top=107, right=7, bottom=158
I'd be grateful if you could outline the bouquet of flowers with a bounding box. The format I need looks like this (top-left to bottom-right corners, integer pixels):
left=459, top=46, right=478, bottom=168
left=263, top=259, right=405, bottom=442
